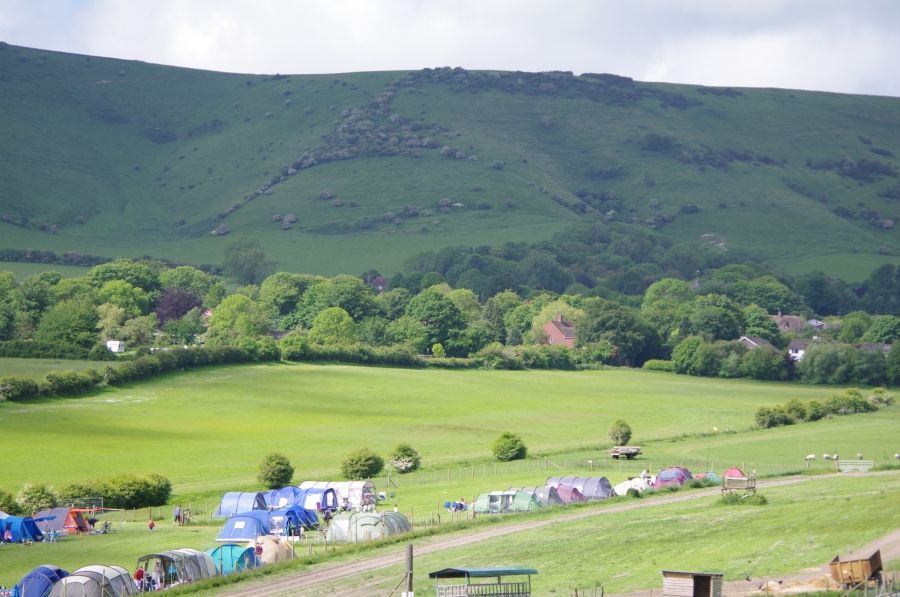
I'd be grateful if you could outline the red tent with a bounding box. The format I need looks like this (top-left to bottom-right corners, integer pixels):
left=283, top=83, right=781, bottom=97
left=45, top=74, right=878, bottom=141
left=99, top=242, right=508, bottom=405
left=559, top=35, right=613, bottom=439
left=723, top=467, right=746, bottom=478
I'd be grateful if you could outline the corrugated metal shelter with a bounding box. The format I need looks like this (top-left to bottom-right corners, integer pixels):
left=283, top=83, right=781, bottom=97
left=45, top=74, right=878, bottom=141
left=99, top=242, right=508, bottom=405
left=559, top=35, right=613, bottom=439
left=662, top=571, right=723, bottom=597
left=429, top=566, right=537, bottom=597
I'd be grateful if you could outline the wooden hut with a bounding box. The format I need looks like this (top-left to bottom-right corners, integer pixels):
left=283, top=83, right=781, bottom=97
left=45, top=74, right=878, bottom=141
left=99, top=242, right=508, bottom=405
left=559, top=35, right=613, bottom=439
left=662, top=570, right=723, bottom=597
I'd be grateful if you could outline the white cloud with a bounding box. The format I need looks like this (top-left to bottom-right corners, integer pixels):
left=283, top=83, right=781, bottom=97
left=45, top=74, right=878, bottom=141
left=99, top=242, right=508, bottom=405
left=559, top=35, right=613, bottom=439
left=1, top=0, right=897, bottom=95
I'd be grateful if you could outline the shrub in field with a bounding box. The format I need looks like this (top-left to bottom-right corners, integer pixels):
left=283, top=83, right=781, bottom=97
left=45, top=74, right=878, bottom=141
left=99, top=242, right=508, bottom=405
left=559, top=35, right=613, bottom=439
left=476, top=201, right=491, bottom=210
left=341, top=447, right=384, bottom=480
left=717, top=493, right=768, bottom=506
left=492, top=161, right=504, bottom=170
left=0, top=488, right=22, bottom=516
left=272, top=214, right=283, bottom=222
left=284, top=214, right=297, bottom=223
left=257, top=452, right=294, bottom=489
left=174, top=217, right=185, bottom=226
left=607, top=419, right=632, bottom=445
left=0, top=376, right=40, bottom=402
left=491, top=431, right=527, bottom=461
left=431, top=343, right=446, bottom=358
left=642, top=359, right=674, bottom=372
left=388, top=443, right=421, bottom=473
left=16, top=483, right=58, bottom=515
left=505, top=199, right=515, bottom=207
left=319, top=190, right=333, bottom=200
left=439, top=198, right=452, bottom=207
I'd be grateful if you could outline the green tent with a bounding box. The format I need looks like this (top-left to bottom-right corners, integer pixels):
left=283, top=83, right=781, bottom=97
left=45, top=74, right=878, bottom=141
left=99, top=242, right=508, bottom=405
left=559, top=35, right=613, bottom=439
left=473, top=491, right=542, bottom=514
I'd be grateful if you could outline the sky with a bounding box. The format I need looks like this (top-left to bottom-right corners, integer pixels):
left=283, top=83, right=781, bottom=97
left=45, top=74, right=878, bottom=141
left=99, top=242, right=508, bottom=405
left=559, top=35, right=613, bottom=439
left=1, top=0, right=899, bottom=96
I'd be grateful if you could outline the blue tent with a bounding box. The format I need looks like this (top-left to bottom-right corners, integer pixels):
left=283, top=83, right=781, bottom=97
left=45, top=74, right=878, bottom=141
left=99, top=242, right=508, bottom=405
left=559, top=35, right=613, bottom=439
left=263, top=487, right=305, bottom=510
left=215, top=512, right=271, bottom=542
left=268, top=507, right=312, bottom=536
left=213, top=492, right=268, bottom=518
left=206, top=544, right=258, bottom=575
left=297, top=488, right=338, bottom=513
left=3, top=516, right=44, bottom=542
left=15, top=566, right=69, bottom=597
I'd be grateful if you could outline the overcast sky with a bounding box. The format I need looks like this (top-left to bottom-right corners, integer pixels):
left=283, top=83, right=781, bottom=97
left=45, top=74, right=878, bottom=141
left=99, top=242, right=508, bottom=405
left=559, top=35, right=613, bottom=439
left=2, top=0, right=898, bottom=96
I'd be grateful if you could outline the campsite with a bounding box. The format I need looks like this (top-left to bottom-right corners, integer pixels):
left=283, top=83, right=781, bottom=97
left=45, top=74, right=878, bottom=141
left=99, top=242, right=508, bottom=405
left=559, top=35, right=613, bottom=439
left=1, top=360, right=898, bottom=595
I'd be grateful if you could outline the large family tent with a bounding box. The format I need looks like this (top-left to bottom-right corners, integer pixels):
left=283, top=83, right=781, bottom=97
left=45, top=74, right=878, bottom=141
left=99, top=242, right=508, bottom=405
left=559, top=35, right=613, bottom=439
left=513, top=487, right=565, bottom=506
left=215, top=512, right=271, bottom=543
left=135, top=549, right=217, bottom=588
left=298, top=488, right=339, bottom=512
left=325, top=512, right=411, bottom=543
left=206, top=544, right=259, bottom=575
left=15, top=566, right=70, bottom=597
left=555, top=484, right=589, bottom=504
left=298, top=481, right=376, bottom=509
left=261, top=487, right=298, bottom=509
left=246, top=537, right=293, bottom=565
left=472, top=491, right=543, bottom=514
left=546, top=476, right=613, bottom=500
left=653, top=467, right=694, bottom=488
left=48, top=566, right=134, bottom=597
left=34, top=508, right=90, bottom=535
left=3, top=516, right=44, bottom=542
left=213, top=492, right=268, bottom=518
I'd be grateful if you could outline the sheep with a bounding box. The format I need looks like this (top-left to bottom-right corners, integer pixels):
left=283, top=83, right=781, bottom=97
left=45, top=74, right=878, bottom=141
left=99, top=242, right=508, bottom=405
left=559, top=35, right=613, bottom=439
left=832, top=454, right=838, bottom=461
left=857, top=454, right=863, bottom=460
left=823, top=454, right=830, bottom=460
left=805, top=454, right=815, bottom=461
left=894, top=454, right=899, bottom=459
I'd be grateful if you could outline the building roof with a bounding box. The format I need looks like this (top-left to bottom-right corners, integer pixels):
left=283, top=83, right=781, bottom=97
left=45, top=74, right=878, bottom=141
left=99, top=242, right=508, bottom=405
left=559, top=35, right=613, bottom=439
left=788, top=338, right=813, bottom=350
left=662, top=570, right=724, bottom=578
left=546, top=319, right=576, bottom=338
left=770, top=314, right=804, bottom=331
left=860, top=343, right=892, bottom=353
left=429, top=567, right=538, bottom=579
left=738, top=336, right=774, bottom=350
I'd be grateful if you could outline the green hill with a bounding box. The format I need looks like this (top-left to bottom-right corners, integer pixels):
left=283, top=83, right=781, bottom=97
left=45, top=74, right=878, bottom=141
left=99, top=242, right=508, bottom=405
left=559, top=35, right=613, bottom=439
left=1, top=43, right=898, bottom=279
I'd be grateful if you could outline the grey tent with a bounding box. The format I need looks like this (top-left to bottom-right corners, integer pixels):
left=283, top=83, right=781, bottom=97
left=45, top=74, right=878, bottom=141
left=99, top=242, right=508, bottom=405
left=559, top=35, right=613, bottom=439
left=48, top=566, right=135, bottom=597
left=325, top=512, right=411, bottom=543
left=136, top=549, right=217, bottom=589
left=512, top=487, right=565, bottom=506
left=546, top=476, right=613, bottom=500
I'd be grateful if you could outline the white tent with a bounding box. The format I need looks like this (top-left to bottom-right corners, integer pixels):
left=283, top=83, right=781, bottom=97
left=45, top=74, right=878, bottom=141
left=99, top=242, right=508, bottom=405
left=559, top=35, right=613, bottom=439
left=614, top=478, right=652, bottom=496
left=298, top=481, right=376, bottom=508
left=246, top=537, right=293, bottom=565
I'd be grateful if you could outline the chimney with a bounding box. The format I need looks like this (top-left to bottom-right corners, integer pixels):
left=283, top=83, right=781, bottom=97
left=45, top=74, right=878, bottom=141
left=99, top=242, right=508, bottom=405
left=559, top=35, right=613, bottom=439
left=777, top=308, right=782, bottom=317
left=557, top=314, right=563, bottom=322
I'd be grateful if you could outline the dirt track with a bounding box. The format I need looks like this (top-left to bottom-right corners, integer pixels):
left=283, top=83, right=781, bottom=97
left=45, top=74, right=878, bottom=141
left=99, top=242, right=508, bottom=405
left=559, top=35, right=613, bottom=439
left=220, top=474, right=872, bottom=597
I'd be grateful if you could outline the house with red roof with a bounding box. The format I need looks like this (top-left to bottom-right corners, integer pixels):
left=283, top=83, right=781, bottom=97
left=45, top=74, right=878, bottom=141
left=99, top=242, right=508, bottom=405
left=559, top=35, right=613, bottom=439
left=544, top=315, right=576, bottom=347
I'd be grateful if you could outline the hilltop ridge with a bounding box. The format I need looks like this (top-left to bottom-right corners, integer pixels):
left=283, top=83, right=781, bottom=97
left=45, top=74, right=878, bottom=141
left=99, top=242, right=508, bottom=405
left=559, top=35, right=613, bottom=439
left=0, top=42, right=898, bottom=279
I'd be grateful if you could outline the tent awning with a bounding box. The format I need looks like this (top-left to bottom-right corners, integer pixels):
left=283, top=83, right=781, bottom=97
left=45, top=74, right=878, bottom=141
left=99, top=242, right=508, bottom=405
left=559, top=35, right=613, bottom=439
left=429, top=567, right=538, bottom=579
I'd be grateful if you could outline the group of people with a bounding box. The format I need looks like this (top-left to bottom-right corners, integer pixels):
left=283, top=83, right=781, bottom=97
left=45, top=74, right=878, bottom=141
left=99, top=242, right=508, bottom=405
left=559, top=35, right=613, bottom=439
left=449, top=498, right=468, bottom=512
left=133, top=560, right=177, bottom=591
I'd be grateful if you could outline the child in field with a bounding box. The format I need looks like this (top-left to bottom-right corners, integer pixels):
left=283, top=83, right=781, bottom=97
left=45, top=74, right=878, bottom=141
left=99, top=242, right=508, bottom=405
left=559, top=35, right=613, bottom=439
left=148, top=520, right=156, bottom=532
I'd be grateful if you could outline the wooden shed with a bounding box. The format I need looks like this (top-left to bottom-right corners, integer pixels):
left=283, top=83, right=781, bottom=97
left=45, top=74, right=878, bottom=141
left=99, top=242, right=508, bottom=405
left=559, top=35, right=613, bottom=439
left=662, top=570, right=723, bottom=597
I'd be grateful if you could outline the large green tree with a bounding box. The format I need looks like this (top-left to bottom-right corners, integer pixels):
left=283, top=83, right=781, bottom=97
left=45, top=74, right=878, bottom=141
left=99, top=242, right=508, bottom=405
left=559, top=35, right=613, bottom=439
left=222, top=236, right=275, bottom=285
left=406, top=287, right=465, bottom=345
left=34, top=299, right=99, bottom=347
left=97, top=280, right=150, bottom=316
left=88, top=259, right=160, bottom=292
left=294, top=274, right=377, bottom=327
left=577, top=297, right=660, bottom=365
left=308, top=307, right=357, bottom=345
left=206, top=294, right=271, bottom=344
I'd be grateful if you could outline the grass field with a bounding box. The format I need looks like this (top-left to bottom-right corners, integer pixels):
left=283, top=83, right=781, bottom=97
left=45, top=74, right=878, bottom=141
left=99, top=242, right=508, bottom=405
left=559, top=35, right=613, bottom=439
left=1, top=44, right=898, bottom=277
left=0, top=357, right=107, bottom=380
left=0, top=263, right=92, bottom=280
left=3, top=362, right=896, bottom=493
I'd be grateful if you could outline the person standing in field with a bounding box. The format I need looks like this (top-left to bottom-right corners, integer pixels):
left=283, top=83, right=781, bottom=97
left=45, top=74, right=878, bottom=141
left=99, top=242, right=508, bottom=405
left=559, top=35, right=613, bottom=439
left=152, top=561, right=162, bottom=589
left=148, top=520, right=155, bottom=532
left=173, top=505, right=182, bottom=526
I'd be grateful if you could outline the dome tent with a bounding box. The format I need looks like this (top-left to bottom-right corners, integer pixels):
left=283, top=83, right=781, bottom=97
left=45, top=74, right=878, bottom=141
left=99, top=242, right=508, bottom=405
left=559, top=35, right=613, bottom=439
left=325, top=512, right=411, bottom=543
left=206, top=544, right=258, bottom=575
left=48, top=566, right=135, bottom=597
left=213, top=492, right=267, bottom=518
left=2, top=516, right=44, bottom=542
left=695, top=471, right=723, bottom=483
left=545, top=476, right=613, bottom=500
left=34, top=508, right=90, bottom=535
left=246, top=536, right=293, bottom=565
left=15, top=566, right=69, bottom=597
left=653, top=467, right=694, bottom=488
left=723, top=467, right=746, bottom=478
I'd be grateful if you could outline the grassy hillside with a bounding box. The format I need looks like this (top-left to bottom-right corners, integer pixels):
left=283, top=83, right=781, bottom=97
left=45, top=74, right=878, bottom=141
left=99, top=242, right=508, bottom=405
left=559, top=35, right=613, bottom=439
left=0, top=44, right=898, bottom=278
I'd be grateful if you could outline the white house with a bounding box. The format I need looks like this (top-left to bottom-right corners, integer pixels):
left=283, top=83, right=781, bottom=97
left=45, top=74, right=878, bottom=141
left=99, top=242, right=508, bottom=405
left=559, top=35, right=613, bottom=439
left=105, top=340, right=124, bottom=353
left=787, top=338, right=813, bottom=361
